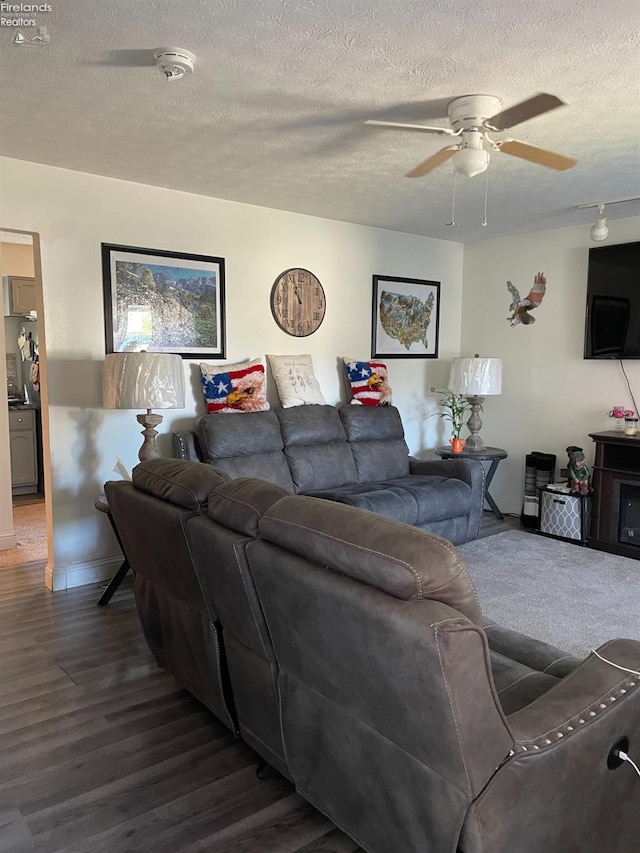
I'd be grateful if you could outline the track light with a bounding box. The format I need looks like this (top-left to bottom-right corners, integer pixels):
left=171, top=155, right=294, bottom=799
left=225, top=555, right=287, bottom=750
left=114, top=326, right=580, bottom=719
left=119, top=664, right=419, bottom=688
left=577, top=196, right=640, bottom=241
left=590, top=204, right=609, bottom=242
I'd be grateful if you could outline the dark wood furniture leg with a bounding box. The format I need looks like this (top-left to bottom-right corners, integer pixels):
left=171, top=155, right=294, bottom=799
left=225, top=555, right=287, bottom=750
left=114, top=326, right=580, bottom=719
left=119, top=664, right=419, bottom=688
left=95, top=496, right=131, bottom=606
left=484, top=458, right=504, bottom=520
left=97, top=554, right=131, bottom=606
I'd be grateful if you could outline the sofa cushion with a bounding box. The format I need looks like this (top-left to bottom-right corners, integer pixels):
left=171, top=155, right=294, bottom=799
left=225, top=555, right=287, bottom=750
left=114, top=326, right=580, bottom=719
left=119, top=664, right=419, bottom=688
left=276, top=405, right=358, bottom=492
left=197, top=410, right=295, bottom=491
left=418, top=515, right=471, bottom=546
left=258, top=493, right=482, bottom=623
left=483, top=621, right=580, bottom=678
left=339, top=405, right=410, bottom=481
left=339, top=402, right=406, bottom=443
left=277, top=404, right=347, bottom=446
left=484, top=621, right=580, bottom=715
left=209, top=451, right=294, bottom=490
left=306, top=474, right=472, bottom=526
left=132, top=458, right=230, bottom=510
left=489, top=650, right=560, bottom=716
left=207, top=477, right=292, bottom=537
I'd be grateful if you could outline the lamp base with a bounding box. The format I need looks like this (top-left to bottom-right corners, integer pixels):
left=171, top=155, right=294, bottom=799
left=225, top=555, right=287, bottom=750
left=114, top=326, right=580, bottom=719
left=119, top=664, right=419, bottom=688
left=465, top=435, right=486, bottom=452
left=136, top=411, right=164, bottom=462
left=465, top=395, right=486, bottom=452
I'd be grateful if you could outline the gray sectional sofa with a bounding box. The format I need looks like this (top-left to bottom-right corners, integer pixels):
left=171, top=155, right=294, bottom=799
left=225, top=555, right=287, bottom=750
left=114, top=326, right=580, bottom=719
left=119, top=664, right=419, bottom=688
left=173, top=403, right=485, bottom=545
left=105, top=458, right=640, bottom=853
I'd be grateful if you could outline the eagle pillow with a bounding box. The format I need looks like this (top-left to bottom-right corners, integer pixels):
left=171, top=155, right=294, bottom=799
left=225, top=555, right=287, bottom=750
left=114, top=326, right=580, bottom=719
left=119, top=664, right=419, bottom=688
left=343, top=357, right=392, bottom=406
left=200, top=358, right=270, bottom=413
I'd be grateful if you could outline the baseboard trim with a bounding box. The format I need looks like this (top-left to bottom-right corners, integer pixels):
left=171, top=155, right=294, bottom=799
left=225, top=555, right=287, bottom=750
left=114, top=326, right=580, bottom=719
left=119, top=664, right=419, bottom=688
left=0, top=528, right=17, bottom=551
left=46, top=555, right=124, bottom=591
left=496, top=500, right=521, bottom=517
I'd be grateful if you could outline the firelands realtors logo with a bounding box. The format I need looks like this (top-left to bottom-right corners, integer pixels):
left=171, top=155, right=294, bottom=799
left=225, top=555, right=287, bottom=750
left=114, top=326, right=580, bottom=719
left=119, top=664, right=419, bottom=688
left=2, top=3, right=52, bottom=44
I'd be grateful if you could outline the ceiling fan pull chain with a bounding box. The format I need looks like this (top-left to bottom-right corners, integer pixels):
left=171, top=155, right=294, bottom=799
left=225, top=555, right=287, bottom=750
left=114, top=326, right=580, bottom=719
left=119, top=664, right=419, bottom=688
left=482, top=166, right=489, bottom=227
left=446, top=168, right=457, bottom=227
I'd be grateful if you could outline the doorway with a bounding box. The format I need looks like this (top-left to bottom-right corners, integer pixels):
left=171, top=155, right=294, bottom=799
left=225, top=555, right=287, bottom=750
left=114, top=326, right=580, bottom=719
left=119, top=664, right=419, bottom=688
left=0, top=229, right=51, bottom=575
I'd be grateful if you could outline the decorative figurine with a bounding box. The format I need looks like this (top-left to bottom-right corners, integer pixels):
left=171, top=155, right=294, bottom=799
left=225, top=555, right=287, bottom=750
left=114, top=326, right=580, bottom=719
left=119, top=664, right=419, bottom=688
left=566, top=446, right=591, bottom=494
left=506, top=272, right=546, bottom=326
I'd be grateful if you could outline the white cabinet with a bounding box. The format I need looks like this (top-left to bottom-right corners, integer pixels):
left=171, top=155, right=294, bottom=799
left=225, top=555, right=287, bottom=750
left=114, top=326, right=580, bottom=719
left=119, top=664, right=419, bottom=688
left=9, top=408, right=38, bottom=493
left=11, top=278, right=36, bottom=314
left=3, top=276, right=36, bottom=316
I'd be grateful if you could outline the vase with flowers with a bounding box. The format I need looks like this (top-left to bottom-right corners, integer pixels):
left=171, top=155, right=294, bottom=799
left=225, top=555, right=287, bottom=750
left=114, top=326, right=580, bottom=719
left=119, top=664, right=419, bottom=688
left=608, top=406, right=635, bottom=431
left=432, top=389, right=471, bottom=452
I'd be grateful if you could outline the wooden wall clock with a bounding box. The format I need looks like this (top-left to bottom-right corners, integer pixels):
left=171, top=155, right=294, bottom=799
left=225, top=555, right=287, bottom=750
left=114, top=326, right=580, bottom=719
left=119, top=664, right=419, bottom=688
left=270, top=268, right=326, bottom=337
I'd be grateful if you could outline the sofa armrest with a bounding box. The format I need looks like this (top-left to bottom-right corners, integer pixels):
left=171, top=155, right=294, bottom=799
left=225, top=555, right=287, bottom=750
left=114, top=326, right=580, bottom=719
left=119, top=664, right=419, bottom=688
left=409, top=456, right=485, bottom=540
left=463, top=638, right=640, bottom=852
left=172, top=429, right=203, bottom=462
left=506, top=638, right=640, bottom=748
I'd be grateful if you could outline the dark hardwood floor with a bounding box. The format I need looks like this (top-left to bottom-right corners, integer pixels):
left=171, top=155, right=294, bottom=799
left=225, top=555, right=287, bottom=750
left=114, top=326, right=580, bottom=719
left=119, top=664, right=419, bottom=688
left=0, top=560, right=361, bottom=853
left=0, top=513, right=517, bottom=852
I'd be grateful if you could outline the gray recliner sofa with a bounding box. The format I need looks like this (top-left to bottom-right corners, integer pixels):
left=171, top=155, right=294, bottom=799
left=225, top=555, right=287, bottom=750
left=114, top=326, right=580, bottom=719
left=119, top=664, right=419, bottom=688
left=173, top=403, right=484, bottom=545
left=106, top=458, right=640, bottom=853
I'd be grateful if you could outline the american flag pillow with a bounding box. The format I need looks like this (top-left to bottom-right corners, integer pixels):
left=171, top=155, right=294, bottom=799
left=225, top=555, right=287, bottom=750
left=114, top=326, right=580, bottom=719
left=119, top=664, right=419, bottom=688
left=343, top=357, right=392, bottom=407
left=200, top=358, right=270, bottom=414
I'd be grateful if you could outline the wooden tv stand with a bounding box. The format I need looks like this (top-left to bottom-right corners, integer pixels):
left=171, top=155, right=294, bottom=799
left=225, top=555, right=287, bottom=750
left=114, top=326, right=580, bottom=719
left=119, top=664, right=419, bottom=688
left=588, top=430, right=640, bottom=560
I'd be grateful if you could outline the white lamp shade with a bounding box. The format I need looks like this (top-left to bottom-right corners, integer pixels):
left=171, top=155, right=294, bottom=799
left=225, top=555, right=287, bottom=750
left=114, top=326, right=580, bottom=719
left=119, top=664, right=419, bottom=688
left=448, top=357, right=502, bottom=396
left=103, top=352, right=185, bottom=410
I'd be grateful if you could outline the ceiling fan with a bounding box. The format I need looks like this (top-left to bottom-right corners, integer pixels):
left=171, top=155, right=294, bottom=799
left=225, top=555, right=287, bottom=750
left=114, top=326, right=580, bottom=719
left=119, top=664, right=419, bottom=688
left=365, top=93, right=577, bottom=178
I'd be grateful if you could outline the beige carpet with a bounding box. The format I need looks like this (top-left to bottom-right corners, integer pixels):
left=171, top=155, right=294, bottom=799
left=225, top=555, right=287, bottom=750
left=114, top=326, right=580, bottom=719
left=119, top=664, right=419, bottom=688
left=0, top=502, right=48, bottom=567
left=458, top=529, right=640, bottom=656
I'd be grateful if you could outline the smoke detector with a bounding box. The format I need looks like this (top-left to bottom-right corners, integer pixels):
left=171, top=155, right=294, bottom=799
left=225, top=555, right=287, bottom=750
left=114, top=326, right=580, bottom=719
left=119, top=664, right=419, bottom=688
left=153, top=47, right=195, bottom=80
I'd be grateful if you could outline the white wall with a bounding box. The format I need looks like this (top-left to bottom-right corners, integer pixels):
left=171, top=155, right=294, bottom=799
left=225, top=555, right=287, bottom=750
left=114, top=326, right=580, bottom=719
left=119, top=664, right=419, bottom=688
left=461, top=215, right=640, bottom=514
left=0, top=156, right=464, bottom=588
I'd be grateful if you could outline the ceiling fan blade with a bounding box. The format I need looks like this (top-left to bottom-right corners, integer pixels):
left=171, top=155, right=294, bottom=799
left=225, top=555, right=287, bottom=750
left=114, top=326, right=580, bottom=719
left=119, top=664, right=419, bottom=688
left=365, top=119, right=457, bottom=136
left=405, top=146, right=459, bottom=178
left=485, top=93, right=566, bottom=131
left=497, top=139, right=577, bottom=171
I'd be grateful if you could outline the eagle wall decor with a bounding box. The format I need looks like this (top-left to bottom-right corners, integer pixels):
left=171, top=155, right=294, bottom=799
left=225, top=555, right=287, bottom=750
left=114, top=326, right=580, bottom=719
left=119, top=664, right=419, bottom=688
left=506, top=272, right=546, bottom=326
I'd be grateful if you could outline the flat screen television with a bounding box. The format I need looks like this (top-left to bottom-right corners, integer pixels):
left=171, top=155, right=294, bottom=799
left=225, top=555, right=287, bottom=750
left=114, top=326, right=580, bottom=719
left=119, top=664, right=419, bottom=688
left=584, top=240, right=640, bottom=359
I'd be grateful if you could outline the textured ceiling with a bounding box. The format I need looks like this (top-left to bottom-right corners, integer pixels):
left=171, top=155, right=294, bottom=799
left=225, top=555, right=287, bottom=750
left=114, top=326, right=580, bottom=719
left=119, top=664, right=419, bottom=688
left=1, top=0, right=639, bottom=242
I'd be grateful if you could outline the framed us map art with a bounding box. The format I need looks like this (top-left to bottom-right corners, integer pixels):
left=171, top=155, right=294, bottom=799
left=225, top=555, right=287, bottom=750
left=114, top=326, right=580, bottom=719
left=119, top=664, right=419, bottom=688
left=371, top=275, right=440, bottom=359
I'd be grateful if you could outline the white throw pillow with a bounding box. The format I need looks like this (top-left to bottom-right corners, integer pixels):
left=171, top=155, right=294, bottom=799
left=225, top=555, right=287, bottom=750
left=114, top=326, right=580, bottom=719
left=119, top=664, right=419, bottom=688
left=267, top=354, right=326, bottom=408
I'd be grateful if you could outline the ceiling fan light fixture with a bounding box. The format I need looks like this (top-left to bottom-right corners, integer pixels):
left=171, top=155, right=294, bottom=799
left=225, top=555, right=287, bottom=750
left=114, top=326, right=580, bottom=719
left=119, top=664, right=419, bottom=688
left=454, top=146, right=489, bottom=178
left=590, top=204, right=609, bottom=242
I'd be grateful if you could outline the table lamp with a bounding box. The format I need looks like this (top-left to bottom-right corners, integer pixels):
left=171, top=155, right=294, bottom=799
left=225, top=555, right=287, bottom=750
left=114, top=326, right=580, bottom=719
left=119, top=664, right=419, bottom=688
left=448, top=355, right=502, bottom=452
left=103, top=352, right=185, bottom=461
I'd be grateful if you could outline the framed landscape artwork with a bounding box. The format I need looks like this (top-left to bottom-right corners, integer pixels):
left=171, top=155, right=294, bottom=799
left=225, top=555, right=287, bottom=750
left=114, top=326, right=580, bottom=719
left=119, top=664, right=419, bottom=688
left=371, top=275, right=440, bottom=358
left=102, top=243, right=226, bottom=359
